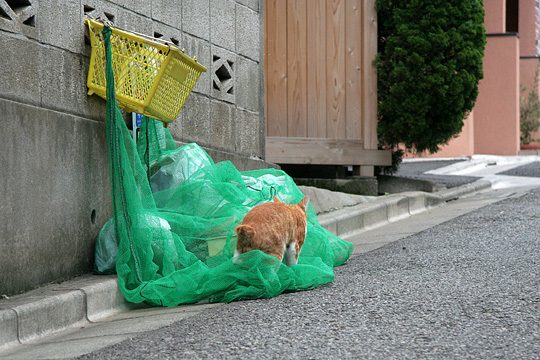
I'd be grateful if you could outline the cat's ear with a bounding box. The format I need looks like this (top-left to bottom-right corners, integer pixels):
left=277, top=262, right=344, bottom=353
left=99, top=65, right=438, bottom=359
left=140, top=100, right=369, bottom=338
left=298, top=196, right=309, bottom=210
left=236, top=225, right=255, bottom=241
left=273, top=196, right=282, bottom=203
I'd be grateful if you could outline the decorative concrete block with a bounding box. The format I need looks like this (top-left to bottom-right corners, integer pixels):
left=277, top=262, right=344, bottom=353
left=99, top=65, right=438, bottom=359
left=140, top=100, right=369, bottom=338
left=237, top=0, right=259, bottom=12
left=82, top=0, right=152, bottom=35
left=114, top=6, right=153, bottom=35
left=210, top=99, right=236, bottom=152
left=236, top=3, right=260, bottom=61
left=152, top=21, right=182, bottom=47
left=39, top=0, right=83, bottom=54
left=40, top=45, right=105, bottom=121
left=0, top=32, right=41, bottom=106
left=182, top=33, right=211, bottom=96
left=211, top=46, right=236, bottom=103
left=0, top=0, right=38, bottom=39
left=152, top=0, right=182, bottom=28
left=82, top=0, right=117, bottom=25
left=107, top=0, right=151, bottom=17
left=211, top=0, right=236, bottom=50
left=181, top=93, right=211, bottom=146
left=235, top=109, right=262, bottom=157
left=182, top=0, right=210, bottom=40
left=235, top=56, right=259, bottom=112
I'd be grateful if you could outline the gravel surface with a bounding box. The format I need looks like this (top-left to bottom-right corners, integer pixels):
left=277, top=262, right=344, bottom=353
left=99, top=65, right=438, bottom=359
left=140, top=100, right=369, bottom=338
left=498, top=161, right=540, bottom=178
left=80, top=189, right=540, bottom=360
left=396, top=160, right=480, bottom=188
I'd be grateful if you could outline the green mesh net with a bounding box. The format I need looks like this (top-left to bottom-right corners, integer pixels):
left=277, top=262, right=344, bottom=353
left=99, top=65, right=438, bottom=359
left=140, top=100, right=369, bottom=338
left=99, top=26, right=353, bottom=306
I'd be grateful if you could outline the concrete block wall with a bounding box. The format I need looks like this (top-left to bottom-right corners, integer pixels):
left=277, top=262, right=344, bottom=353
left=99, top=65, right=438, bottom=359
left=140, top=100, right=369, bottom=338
left=0, top=0, right=265, bottom=295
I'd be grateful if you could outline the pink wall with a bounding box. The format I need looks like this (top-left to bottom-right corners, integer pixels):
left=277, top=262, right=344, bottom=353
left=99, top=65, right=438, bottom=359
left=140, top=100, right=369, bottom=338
left=519, top=0, right=538, bottom=56
left=429, top=111, right=475, bottom=157
left=521, top=58, right=539, bottom=96
left=405, top=0, right=527, bottom=158
left=519, top=0, right=540, bottom=143
left=474, top=34, right=520, bottom=155
left=407, top=112, right=475, bottom=158
left=521, top=58, right=540, bottom=142
left=484, top=0, right=505, bottom=33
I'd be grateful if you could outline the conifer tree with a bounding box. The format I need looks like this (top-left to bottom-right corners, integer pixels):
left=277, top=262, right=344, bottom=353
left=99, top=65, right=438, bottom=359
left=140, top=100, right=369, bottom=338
left=376, top=0, right=486, bottom=153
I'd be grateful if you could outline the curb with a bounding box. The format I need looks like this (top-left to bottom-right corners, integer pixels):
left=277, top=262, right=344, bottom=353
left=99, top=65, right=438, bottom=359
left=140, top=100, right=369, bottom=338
left=437, top=179, right=491, bottom=202
left=0, top=275, right=141, bottom=352
left=0, top=180, right=492, bottom=352
left=318, top=179, right=492, bottom=239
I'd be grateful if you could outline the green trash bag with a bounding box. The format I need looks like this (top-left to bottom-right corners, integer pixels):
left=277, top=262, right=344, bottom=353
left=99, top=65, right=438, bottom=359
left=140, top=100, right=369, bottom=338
left=100, top=26, right=353, bottom=306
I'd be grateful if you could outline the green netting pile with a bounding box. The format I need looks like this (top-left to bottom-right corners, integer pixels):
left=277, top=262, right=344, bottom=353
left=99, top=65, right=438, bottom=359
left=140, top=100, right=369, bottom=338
left=97, top=26, right=352, bottom=306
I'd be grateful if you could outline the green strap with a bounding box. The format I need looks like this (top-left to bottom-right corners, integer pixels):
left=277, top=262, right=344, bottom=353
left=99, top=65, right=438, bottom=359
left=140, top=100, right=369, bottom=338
left=103, top=26, right=143, bottom=283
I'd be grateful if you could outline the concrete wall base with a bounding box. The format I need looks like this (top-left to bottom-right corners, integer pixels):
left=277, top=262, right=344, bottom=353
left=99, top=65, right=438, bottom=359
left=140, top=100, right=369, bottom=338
left=293, top=177, right=379, bottom=196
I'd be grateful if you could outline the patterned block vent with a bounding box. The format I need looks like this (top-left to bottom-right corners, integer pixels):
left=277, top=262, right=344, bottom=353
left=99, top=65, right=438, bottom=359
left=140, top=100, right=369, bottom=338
left=0, top=0, right=35, bottom=26
left=154, top=31, right=180, bottom=47
left=212, top=54, right=234, bottom=102
left=84, top=4, right=115, bottom=24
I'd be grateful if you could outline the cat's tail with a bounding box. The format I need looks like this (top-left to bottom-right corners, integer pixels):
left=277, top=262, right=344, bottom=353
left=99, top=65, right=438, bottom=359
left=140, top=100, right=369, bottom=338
left=236, top=224, right=255, bottom=245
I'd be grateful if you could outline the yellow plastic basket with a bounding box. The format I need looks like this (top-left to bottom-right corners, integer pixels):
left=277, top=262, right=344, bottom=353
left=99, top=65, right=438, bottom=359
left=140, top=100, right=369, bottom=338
left=85, top=18, right=206, bottom=123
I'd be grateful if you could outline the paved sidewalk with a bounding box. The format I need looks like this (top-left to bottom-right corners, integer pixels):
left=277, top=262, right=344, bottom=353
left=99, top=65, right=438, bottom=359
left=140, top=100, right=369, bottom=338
left=1, top=154, right=538, bottom=358
left=400, top=154, right=540, bottom=189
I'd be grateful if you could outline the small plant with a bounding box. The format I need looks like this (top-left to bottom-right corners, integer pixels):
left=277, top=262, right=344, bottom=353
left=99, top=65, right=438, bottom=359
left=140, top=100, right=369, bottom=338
left=520, top=65, right=540, bottom=145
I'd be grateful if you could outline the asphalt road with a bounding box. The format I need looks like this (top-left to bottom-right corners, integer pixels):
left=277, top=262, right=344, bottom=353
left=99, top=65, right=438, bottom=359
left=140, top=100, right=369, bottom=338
left=79, top=188, right=540, bottom=360
left=498, top=161, right=540, bottom=177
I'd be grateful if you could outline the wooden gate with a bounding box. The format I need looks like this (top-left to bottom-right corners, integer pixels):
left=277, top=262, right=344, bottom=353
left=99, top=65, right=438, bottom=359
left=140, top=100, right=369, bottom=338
left=264, top=0, right=390, bottom=173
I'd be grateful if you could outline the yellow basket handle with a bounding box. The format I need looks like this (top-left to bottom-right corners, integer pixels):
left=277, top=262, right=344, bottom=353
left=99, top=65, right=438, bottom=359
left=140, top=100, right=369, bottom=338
left=85, top=17, right=186, bottom=52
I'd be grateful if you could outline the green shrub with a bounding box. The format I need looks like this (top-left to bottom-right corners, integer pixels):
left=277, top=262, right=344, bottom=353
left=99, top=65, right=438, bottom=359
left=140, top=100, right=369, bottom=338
left=376, top=0, right=486, bottom=154
left=520, top=65, right=540, bottom=145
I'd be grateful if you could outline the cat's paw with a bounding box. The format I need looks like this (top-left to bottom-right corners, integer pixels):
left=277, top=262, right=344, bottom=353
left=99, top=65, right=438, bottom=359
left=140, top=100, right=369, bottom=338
left=232, top=249, right=242, bottom=264
left=284, top=243, right=298, bottom=266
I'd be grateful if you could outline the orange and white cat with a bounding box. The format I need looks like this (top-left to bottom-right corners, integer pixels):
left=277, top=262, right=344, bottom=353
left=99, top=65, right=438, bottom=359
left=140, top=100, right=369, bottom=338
left=234, top=196, right=309, bottom=266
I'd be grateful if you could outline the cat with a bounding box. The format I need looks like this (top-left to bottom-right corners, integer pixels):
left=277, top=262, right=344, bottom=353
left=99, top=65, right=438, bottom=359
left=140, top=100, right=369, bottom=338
left=234, top=196, right=309, bottom=266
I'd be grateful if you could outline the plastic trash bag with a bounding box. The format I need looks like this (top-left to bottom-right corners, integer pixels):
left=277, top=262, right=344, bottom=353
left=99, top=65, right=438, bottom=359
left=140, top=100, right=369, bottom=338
left=93, top=218, right=117, bottom=275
